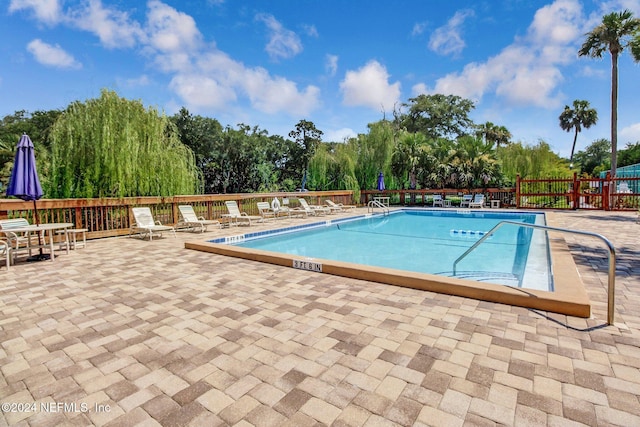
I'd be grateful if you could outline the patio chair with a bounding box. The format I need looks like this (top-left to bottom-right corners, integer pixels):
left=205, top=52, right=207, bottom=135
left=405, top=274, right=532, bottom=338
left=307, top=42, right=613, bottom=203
left=460, top=194, right=473, bottom=208
left=432, top=195, right=444, bottom=207
left=468, top=194, right=485, bottom=208
left=223, top=201, right=262, bottom=226
left=1, top=238, right=11, bottom=270
left=178, top=205, right=221, bottom=233
left=257, top=202, right=281, bottom=221
left=325, top=200, right=356, bottom=212
left=130, top=207, right=176, bottom=240
left=297, top=198, right=331, bottom=216
left=0, top=218, right=37, bottom=259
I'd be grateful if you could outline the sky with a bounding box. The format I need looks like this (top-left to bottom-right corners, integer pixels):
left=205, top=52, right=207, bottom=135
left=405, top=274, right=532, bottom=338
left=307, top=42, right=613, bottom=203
left=1, top=0, right=640, bottom=158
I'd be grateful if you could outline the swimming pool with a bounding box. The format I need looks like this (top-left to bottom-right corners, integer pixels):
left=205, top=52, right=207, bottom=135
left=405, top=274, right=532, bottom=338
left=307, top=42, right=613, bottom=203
left=185, top=208, right=591, bottom=317
left=230, top=210, right=551, bottom=291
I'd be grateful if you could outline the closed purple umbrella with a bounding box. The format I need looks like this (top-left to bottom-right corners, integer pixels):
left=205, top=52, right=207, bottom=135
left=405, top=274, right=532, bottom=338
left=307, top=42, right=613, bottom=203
left=377, top=172, right=385, bottom=191
left=6, top=134, right=48, bottom=260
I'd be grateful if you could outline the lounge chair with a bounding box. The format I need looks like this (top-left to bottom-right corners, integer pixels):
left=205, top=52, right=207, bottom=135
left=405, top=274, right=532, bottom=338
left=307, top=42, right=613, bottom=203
left=130, top=207, right=176, bottom=240
left=468, top=194, right=485, bottom=208
left=223, top=201, right=262, bottom=226
left=297, top=198, right=331, bottom=216
left=460, top=194, right=473, bottom=208
left=325, top=200, right=356, bottom=212
left=257, top=201, right=290, bottom=221
left=178, top=205, right=221, bottom=232
left=432, top=195, right=444, bottom=207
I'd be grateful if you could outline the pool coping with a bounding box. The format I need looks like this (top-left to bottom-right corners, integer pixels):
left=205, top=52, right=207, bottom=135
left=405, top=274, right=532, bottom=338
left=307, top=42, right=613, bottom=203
left=185, top=210, right=591, bottom=318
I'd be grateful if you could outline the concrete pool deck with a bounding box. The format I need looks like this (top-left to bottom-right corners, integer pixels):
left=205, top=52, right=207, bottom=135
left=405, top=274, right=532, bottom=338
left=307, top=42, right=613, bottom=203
left=1, top=208, right=639, bottom=426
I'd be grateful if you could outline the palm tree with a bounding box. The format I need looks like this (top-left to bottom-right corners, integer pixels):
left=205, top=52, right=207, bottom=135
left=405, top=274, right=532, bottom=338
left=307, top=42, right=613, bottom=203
left=475, top=122, right=512, bottom=148
left=558, top=99, right=598, bottom=165
left=579, top=9, right=640, bottom=177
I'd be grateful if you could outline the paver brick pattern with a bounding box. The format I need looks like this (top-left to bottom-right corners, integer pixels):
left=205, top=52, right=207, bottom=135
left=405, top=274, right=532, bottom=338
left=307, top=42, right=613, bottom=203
left=1, top=209, right=639, bottom=426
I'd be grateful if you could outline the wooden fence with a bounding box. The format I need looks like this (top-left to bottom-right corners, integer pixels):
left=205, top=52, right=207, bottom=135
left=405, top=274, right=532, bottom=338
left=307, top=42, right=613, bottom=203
left=360, top=173, right=640, bottom=211
left=0, top=191, right=354, bottom=240
left=2, top=174, right=638, bottom=242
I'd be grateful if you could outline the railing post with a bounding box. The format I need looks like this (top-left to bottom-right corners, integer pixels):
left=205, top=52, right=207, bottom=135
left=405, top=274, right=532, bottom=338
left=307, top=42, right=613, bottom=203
left=572, top=172, right=579, bottom=210
left=516, top=174, right=521, bottom=208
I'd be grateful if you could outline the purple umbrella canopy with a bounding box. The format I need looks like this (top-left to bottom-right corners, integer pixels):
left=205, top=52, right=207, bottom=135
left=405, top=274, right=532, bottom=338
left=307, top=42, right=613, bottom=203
left=6, top=134, right=48, bottom=260
left=377, top=172, right=385, bottom=191
left=7, top=134, right=43, bottom=202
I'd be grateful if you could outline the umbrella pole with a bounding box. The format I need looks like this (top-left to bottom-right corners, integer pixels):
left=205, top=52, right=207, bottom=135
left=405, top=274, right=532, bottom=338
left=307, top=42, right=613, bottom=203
left=31, top=199, right=49, bottom=261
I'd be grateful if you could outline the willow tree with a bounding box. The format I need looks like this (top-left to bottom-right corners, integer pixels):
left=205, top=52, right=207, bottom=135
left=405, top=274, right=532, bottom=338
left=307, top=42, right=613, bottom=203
left=49, top=90, right=200, bottom=198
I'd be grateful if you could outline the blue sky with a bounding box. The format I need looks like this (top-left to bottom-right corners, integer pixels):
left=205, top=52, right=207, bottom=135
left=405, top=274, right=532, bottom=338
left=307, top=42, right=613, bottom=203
left=2, top=0, right=639, bottom=157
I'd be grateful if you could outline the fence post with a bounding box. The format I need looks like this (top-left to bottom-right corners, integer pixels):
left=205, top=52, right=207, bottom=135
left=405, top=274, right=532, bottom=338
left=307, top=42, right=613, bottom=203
left=516, top=174, right=521, bottom=208
left=572, top=172, right=579, bottom=210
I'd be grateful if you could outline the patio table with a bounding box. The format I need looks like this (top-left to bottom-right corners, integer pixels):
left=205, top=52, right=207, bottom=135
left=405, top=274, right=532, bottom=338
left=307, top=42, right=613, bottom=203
left=0, top=222, right=73, bottom=261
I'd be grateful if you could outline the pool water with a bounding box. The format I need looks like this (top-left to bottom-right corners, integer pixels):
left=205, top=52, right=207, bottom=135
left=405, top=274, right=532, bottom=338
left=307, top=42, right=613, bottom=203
left=230, top=210, right=552, bottom=291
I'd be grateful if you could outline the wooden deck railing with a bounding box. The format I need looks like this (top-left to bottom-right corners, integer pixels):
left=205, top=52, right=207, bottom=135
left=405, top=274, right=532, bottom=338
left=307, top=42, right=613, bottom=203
left=0, top=191, right=355, bottom=240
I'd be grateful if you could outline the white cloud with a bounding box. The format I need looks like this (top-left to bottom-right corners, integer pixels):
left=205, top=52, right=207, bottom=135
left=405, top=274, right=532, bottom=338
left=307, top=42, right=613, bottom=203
left=67, top=0, right=144, bottom=49
left=428, top=9, right=474, bottom=56
left=169, top=74, right=237, bottom=109
left=242, top=67, right=320, bottom=115
left=419, top=0, right=584, bottom=108
left=340, top=60, right=401, bottom=111
left=12, top=0, right=319, bottom=117
left=146, top=0, right=201, bottom=53
left=27, top=39, right=81, bottom=69
left=412, top=22, right=427, bottom=37
left=620, top=123, right=640, bottom=143
left=324, top=128, right=356, bottom=142
left=303, top=24, right=319, bottom=38
left=255, top=13, right=303, bottom=60
left=123, top=75, right=150, bottom=87
left=325, top=54, right=338, bottom=77
left=9, top=0, right=62, bottom=25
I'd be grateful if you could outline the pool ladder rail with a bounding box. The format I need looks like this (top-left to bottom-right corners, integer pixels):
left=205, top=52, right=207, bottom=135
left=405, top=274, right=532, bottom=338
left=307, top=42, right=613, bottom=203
left=452, top=220, right=617, bottom=325
left=368, top=199, right=390, bottom=215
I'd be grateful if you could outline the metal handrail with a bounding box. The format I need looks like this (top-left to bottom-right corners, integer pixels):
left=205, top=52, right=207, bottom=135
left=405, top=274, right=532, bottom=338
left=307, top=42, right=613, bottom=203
left=368, top=200, right=389, bottom=215
left=452, top=220, right=617, bottom=325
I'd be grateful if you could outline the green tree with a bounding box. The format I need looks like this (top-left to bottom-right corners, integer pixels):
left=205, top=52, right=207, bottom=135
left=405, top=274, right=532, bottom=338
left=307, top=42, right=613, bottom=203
left=450, top=135, right=499, bottom=189
left=618, top=142, right=640, bottom=168
left=498, top=141, right=571, bottom=182
left=391, top=132, right=428, bottom=191
left=171, top=108, right=223, bottom=193
left=558, top=100, right=598, bottom=164
left=572, top=138, right=611, bottom=176
left=353, top=120, right=395, bottom=190
left=398, top=94, right=475, bottom=140
left=475, top=122, right=512, bottom=148
left=49, top=89, right=199, bottom=198
left=579, top=9, right=640, bottom=177
left=289, top=119, right=323, bottom=188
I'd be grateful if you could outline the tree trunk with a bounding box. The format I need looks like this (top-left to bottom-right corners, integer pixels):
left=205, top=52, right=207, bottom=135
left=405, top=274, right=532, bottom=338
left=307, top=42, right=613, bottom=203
left=611, top=52, right=618, bottom=178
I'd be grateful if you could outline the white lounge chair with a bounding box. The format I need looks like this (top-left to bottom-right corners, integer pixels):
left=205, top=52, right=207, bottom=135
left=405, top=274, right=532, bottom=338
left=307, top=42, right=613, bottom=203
left=468, top=194, right=485, bottom=208
left=257, top=201, right=288, bottom=221
left=325, top=200, right=356, bottom=212
left=460, top=194, right=473, bottom=208
left=432, top=195, right=444, bottom=207
left=223, top=201, right=262, bottom=226
left=297, top=198, right=331, bottom=216
left=130, top=207, right=176, bottom=240
left=178, top=205, right=221, bottom=232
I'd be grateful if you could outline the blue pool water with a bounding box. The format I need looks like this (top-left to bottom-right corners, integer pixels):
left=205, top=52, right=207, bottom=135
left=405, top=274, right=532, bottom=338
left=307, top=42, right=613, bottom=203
left=221, top=209, right=552, bottom=291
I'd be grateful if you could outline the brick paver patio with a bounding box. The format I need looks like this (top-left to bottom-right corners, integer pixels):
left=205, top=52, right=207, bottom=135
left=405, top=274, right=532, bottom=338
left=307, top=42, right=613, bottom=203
left=1, top=209, right=639, bottom=426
